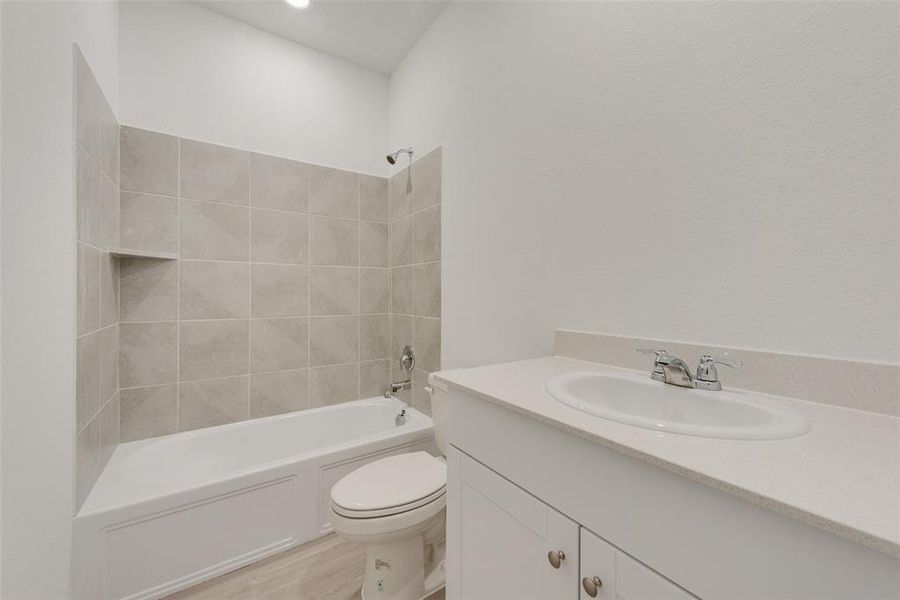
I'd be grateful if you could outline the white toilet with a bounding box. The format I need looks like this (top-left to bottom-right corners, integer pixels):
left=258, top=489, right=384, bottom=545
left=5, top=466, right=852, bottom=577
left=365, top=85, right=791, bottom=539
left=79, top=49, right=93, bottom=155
left=329, top=374, right=450, bottom=600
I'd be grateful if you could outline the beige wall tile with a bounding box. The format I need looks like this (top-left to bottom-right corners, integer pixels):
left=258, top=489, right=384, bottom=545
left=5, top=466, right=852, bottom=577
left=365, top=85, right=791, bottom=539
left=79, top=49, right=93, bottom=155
left=413, top=262, right=441, bottom=318
left=76, top=331, right=101, bottom=430
left=119, top=258, right=178, bottom=322
left=251, top=208, right=309, bottom=264
left=250, top=317, right=309, bottom=373
left=414, top=205, right=441, bottom=263
left=250, top=153, right=308, bottom=212
left=180, top=261, right=250, bottom=319
left=390, top=314, right=413, bottom=362
left=390, top=215, right=414, bottom=267
left=120, top=126, right=178, bottom=196
left=413, top=317, right=441, bottom=372
left=75, top=49, right=118, bottom=182
left=360, top=221, right=389, bottom=268
left=100, top=171, right=119, bottom=248
left=360, top=268, right=390, bottom=314
left=179, top=376, right=249, bottom=431
left=180, top=320, right=249, bottom=381
left=75, top=418, right=101, bottom=509
left=310, top=267, right=359, bottom=315
left=309, top=363, right=358, bottom=407
left=309, top=316, right=359, bottom=366
left=250, top=264, right=308, bottom=317
left=178, top=375, right=250, bottom=431
left=360, top=314, right=390, bottom=361
left=77, top=145, right=101, bottom=246
left=390, top=168, right=411, bottom=221
left=100, top=252, right=119, bottom=327
left=120, top=322, right=178, bottom=387
left=120, top=192, right=178, bottom=254
left=360, top=360, right=390, bottom=399
left=78, top=243, right=100, bottom=335
left=309, top=165, right=358, bottom=218
left=309, top=216, right=358, bottom=266
left=180, top=139, right=249, bottom=205
left=181, top=199, right=249, bottom=261
left=99, top=394, right=119, bottom=465
left=120, top=384, right=177, bottom=442
left=360, top=175, right=388, bottom=223
left=251, top=369, right=309, bottom=417
left=411, top=147, right=441, bottom=212
left=99, top=324, right=118, bottom=404
left=391, top=266, right=413, bottom=315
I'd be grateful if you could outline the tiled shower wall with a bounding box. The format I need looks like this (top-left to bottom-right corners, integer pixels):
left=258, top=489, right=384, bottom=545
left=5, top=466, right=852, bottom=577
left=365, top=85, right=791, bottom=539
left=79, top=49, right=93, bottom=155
left=74, top=49, right=120, bottom=509
left=389, top=149, right=442, bottom=416
left=117, top=127, right=410, bottom=441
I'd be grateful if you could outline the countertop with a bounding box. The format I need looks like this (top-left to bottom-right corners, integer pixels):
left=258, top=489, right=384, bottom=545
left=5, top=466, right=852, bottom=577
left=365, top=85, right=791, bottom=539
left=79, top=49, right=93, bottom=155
left=434, top=356, right=900, bottom=558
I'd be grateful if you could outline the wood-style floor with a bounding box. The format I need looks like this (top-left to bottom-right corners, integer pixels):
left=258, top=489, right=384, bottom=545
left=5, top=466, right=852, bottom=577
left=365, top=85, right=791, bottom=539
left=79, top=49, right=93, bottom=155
left=167, top=534, right=445, bottom=600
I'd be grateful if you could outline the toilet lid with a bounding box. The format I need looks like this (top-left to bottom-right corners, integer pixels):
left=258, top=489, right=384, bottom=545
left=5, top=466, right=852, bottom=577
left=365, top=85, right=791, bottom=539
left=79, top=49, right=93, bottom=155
left=330, top=452, right=447, bottom=513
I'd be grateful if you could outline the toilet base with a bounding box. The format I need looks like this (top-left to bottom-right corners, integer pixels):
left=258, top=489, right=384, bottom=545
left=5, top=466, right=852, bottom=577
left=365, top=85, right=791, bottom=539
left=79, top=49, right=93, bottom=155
left=360, top=534, right=424, bottom=600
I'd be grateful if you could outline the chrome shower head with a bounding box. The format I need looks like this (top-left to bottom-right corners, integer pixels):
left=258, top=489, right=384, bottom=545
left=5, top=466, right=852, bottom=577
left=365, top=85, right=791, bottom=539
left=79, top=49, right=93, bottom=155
left=386, top=147, right=413, bottom=165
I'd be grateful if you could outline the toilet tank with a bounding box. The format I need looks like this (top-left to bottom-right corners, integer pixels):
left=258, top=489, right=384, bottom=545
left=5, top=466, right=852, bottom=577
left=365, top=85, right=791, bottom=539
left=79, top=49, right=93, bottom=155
left=426, top=372, right=450, bottom=457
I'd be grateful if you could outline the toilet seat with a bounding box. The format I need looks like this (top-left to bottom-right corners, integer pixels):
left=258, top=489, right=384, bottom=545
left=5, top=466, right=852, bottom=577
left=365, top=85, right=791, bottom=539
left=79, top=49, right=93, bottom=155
left=330, top=451, right=447, bottom=519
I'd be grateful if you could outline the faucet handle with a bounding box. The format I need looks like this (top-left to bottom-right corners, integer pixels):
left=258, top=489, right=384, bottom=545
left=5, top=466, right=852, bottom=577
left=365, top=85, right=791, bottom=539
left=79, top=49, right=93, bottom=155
left=695, top=354, right=742, bottom=390
left=699, top=354, right=742, bottom=369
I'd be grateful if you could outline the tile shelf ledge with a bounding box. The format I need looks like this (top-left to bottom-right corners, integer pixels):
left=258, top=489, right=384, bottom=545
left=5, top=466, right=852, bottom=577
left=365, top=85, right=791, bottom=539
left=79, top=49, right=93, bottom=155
left=109, top=247, right=177, bottom=260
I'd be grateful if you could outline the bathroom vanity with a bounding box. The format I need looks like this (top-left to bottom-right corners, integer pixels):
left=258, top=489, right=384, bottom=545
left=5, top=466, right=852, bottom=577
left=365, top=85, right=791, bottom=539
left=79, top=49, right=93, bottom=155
left=435, top=358, right=900, bottom=599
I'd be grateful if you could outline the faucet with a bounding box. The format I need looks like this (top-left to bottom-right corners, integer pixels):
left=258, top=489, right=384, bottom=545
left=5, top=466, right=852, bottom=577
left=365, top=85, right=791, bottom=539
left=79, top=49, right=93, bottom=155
left=637, top=349, right=741, bottom=390
left=384, top=345, right=416, bottom=398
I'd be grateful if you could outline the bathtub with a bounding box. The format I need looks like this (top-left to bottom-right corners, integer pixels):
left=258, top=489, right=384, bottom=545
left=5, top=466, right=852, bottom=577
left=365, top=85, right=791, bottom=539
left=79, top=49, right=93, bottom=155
left=73, top=396, right=435, bottom=600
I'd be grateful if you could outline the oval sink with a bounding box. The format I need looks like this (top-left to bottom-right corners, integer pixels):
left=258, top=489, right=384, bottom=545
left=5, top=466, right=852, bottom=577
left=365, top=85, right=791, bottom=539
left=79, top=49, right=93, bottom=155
left=545, top=371, right=810, bottom=440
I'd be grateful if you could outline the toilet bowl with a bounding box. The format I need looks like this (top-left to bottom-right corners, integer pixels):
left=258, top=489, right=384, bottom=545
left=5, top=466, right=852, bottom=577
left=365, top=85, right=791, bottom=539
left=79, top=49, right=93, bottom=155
left=329, top=374, right=450, bottom=600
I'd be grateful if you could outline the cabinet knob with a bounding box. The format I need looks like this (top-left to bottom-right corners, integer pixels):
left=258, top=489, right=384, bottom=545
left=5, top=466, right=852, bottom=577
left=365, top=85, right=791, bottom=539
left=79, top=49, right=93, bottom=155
left=547, top=550, right=566, bottom=569
left=582, top=576, right=603, bottom=597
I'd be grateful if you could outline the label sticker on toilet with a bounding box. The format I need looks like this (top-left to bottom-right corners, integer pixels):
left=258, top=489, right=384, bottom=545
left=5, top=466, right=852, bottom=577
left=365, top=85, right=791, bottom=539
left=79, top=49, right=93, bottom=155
left=375, top=558, right=391, bottom=570
left=376, top=579, right=385, bottom=592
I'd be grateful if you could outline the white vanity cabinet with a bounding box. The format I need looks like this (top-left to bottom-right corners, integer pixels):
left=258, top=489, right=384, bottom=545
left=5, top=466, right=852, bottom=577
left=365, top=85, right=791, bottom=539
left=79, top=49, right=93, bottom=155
left=443, top=384, right=900, bottom=600
left=579, top=528, right=695, bottom=600
left=449, top=448, right=579, bottom=599
left=448, top=449, right=697, bottom=600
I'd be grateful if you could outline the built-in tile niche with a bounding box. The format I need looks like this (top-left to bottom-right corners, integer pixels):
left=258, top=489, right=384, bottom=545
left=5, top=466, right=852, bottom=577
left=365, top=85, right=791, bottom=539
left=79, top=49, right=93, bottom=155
left=388, top=148, right=442, bottom=417
left=74, top=47, right=120, bottom=510
left=117, top=130, right=446, bottom=441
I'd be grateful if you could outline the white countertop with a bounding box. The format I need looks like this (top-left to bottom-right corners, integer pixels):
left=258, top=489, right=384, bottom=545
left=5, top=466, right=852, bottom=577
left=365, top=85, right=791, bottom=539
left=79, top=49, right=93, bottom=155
left=434, top=356, right=900, bottom=558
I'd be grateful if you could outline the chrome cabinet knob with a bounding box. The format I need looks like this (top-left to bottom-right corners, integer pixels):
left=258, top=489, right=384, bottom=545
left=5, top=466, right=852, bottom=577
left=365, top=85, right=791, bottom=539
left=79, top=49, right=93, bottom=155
left=582, top=576, right=603, bottom=597
left=547, top=550, right=566, bottom=569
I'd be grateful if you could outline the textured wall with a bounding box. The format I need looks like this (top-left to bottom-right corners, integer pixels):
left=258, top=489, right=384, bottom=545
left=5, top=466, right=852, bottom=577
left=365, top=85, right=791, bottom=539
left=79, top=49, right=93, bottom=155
left=117, top=127, right=394, bottom=440
left=119, top=1, right=390, bottom=177
left=389, top=1, right=900, bottom=367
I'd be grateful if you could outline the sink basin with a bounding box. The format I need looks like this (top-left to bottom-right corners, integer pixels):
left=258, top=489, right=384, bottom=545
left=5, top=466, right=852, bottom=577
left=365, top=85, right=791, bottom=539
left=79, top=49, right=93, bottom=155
left=545, top=371, right=810, bottom=440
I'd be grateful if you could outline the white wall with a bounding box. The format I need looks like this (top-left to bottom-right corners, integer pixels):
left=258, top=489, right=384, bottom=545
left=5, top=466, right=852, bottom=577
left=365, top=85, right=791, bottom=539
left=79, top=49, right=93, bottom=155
left=0, top=1, right=118, bottom=597
left=120, top=1, right=390, bottom=176
left=389, top=1, right=900, bottom=367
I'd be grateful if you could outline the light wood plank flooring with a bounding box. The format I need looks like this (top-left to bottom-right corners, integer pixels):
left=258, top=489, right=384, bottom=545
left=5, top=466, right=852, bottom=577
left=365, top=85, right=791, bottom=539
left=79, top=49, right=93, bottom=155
left=167, top=534, right=445, bottom=600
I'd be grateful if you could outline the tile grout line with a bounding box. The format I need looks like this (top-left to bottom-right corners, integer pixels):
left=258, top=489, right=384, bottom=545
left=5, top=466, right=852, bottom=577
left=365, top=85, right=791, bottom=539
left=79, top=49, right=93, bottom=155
left=176, top=137, right=182, bottom=433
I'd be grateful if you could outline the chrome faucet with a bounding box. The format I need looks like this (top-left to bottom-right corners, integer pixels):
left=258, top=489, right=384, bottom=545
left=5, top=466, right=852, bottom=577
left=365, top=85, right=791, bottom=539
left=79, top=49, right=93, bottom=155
left=384, top=345, right=416, bottom=398
left=637, top=349, right=741, bottom=391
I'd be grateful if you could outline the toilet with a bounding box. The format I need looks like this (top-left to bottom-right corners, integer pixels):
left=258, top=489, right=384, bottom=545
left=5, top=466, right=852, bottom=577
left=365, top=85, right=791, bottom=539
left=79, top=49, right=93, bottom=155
left=329, top=374, right=450, bottom=600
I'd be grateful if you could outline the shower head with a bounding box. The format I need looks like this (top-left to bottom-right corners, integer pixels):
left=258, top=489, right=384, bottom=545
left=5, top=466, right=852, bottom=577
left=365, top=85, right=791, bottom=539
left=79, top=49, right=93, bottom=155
left=386, top=147, right=413, bottom=165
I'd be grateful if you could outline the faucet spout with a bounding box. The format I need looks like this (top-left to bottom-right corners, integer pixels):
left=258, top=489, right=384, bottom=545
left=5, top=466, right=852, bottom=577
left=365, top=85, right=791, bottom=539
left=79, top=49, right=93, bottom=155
left=657, top=355, right=695, bottom=388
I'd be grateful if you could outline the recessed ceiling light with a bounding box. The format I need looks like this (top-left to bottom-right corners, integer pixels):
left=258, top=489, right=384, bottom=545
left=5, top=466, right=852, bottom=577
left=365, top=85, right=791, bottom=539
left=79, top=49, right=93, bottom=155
left=285, top=0, right=310, bottom=8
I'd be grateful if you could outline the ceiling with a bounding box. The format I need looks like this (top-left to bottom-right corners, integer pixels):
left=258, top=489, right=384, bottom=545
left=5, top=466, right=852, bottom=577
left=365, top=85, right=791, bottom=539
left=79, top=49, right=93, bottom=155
left=193, top=0, right=449, bottom=75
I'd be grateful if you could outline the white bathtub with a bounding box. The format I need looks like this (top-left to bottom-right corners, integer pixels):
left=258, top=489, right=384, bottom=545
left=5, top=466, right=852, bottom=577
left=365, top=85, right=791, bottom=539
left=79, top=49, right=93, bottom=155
left=73, top=397, right=435, bottom=600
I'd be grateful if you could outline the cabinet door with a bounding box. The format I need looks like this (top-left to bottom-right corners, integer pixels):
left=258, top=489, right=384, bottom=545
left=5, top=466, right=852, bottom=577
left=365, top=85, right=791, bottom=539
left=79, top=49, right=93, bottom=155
left=449, top=448, right=579, bottom=600
left=580, top=528, right=696, bottom=600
